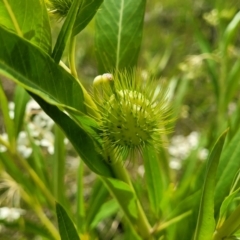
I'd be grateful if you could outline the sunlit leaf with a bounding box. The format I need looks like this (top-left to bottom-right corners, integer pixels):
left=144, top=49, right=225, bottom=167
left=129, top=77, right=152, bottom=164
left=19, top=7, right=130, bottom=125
left=95, top=0, right=146, bottom=72
left=0, top=0, right=51, bottom=53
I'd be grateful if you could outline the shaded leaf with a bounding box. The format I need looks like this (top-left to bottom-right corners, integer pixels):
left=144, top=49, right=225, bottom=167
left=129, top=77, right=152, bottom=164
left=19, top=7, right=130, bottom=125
left=0, top=26, right=85, bottom=113
left=56, top=202, right=80, bottom=240
left=52, top=0, right=82, bottom=63
left=31, top=93, right=113, bottom=177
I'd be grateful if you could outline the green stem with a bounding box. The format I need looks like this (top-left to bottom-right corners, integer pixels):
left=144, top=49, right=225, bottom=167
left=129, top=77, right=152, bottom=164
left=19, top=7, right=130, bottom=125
left=152, top=210, right=192, bottom=234
left=69, top=34, right=78, bottom=79
left=21, top=188, right=60, bottom=240
left=213, top=203, right=240, bottom=240
left=13, top=152, right=56, bottom=207
left=110, top=162, right=152, bottom=239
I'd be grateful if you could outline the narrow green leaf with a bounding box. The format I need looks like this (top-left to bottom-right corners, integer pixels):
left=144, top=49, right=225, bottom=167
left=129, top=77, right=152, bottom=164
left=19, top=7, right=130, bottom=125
left=142, top=145, right=163, bottom=217
left=222, top=11, right=240, bottom=54
left=90, top=199, right=119, bottom=229
left=31, top=93, right=113, bottom=177
left=0, top=0, right=51, bottom=53
left=215, top=127, right=240, bottom=212
left=193, top=20, right=218, bottom=99
left=194, top=129, right=228, bottom=240
left=226, top=58, right=240, bottom=104
left=56, top=202, right=80, bottom=240
left=13, top=85, right=30, bottom=137
left=52, top=0, right=82, bottom=63
left=102, top=177, right=138, bottom=224
left=217, top=187, right=240, bottom=229
left=53, top=125, right=67, bottom=209
left=73, top=0, right=103, bottom=36
left=95, top=0, right=146, bottom=72
left=0, top=26, right=85, bottom=113
left=0, top=81, right=15, bottom=147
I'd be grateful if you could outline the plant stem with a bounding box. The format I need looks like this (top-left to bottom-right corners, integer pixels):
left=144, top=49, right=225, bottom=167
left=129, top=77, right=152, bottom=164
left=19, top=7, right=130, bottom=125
left=213, top=203, right=240, bottom=240
left=110, top=162, right=152, bottom=239
left=13, top=152, right=56, bottom=207
left=21, top=188, right=60, bottom=240
left=69, top=34, right=78, bottom=79
left=2, top=0, right=23, bottom=37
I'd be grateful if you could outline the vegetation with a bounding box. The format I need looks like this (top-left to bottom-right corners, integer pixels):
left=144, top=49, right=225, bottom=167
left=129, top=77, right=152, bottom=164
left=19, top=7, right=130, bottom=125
left=0, top=0, right=240, bottom=239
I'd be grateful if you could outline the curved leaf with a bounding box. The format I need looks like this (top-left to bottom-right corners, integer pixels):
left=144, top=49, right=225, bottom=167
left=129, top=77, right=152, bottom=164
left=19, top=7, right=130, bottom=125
left=95, top=0, right=146, bottom=72
left=52, top=0, right=82, bottom=63
left=73, top=0, right=103, bottom=36
left=215, top=127, right=240, bottom=212
left=194, top=130, right=228, bottom=240
left=56, top=202, right=80, bottom=240
left=0, top=0, right=51, bottom=53
left=142, top=145, right=163, bottom=217
left=0, top=26, right=84, bottom=113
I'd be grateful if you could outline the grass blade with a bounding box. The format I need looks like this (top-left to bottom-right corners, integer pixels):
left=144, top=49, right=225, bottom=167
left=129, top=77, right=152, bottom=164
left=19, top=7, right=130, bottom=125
left=194, top=129, right=228, bottom=240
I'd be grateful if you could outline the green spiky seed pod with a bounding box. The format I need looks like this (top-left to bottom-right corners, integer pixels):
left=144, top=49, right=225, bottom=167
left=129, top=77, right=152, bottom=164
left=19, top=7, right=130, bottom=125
left=46, top=0, right=73, bottom=20
left=93, top=71, right=172, bottom=163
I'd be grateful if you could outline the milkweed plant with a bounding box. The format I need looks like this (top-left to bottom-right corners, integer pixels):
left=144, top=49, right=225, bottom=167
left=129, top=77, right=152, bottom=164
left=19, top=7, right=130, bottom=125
left=0, top=0, right=240, bottom=239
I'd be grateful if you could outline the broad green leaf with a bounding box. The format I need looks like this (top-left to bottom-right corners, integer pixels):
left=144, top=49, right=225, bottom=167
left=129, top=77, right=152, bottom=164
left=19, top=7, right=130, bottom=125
left=52, top=0, right=82, bottom=63
left=215, top=127, right=240, bottom=212
left=31, top=93, right=113, bottom=177
left=0, top=81, right=15, bottom=147
left=194, top=130, right=228, bottom=240
left=90, top=199, right=119, bottom=229
left=0, top=0, right=51, bottom=53
left=95, top=0, right=146, bottom=72
left=0, top=26, right=85, bottom=113
left=13, top=85, right=30, bottom=137
left=56, top=202, right=80, bottom=240
left=73, top=0, right=103, bottom=36
left=102, top=177, right=138, bottom=224
left=142, top=145, right=163, bottom=217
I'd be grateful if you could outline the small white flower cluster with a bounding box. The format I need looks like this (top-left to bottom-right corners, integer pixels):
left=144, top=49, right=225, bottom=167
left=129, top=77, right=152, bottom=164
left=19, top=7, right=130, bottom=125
left=168, top=132, right=209, bottom=170
left=0, top=99, right=55, bottom=158
left=0, top=207, right=24, bottom=222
